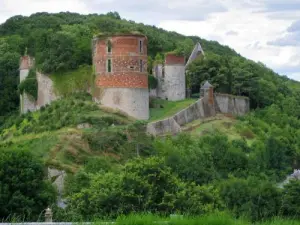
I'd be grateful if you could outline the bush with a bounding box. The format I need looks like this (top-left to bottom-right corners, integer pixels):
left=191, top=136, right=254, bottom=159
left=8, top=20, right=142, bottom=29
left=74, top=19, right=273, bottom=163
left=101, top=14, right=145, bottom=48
left=282, top=180, right=300, bottom=217
left=0, top=150, right=56, bottom=221
left=18, top=69, right=38, bottom=100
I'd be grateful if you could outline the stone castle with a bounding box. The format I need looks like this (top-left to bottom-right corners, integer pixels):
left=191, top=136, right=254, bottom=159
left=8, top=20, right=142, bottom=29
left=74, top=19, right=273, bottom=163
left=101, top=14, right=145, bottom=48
left=20, top=33, right=249, bottom=122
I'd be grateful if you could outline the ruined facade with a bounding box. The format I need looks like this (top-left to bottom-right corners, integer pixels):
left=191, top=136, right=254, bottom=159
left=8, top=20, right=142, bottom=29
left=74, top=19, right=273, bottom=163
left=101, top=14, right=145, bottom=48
left=20, top=56, right=36, bottom=114
left=147, top=81, right=250, bottom=136
left=153, top=53, right=186, bottom=101
left=93, top=34, right=149, bottom=120
left=19, top=56, right=58, bottom=114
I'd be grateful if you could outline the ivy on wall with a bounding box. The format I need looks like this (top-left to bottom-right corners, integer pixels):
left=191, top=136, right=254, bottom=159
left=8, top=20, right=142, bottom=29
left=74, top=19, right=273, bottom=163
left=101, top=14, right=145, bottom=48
left=148, top=74, right=158, bottom=90
left=18, top=69, right=38, bottom=100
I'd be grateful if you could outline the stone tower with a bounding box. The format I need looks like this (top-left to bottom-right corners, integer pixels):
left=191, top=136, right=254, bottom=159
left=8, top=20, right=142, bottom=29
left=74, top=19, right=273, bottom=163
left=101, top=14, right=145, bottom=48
left=93, top=33, right=149, bottom=120
left=154, top=53, right=186, bottom=101
left=20, top=56, right=36, bottom=114
left=200, top=81, right=214, bottom=105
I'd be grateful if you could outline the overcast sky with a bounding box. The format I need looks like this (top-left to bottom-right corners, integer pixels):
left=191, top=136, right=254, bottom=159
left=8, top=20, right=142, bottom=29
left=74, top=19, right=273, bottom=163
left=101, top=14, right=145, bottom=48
left=1, top=0, right=300, bottom=80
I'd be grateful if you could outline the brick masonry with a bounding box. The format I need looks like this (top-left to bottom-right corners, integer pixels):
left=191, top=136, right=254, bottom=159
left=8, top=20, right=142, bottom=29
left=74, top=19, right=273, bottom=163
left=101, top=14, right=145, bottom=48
left=165, top=54, right=185, bottom=65
left=93, top=34, right=149, bottom=120
left=94, top=35, right=148, bottom=89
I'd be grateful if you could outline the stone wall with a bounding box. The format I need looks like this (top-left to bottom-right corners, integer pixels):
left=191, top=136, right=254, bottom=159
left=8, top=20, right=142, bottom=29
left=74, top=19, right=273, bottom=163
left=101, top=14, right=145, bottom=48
left=147, top=98, right=215, bottom=136
left=154, top=64, right=186, bottom=101
left=37, top=72, right=58, bottom=108
left=147, top=117, right=181, bottom=136
left=21, top=93, right=36, bottom=113
left=147, top=94, right=250, bottom=136
left=100, top=88, right=149, bottom=120
left=173, top=98, right=215, bottom=126
left=214, top=93, right=250, bottom=116
left=149, top=88, right=157, bottom=98
left=20, top=64, right=37, bottom=114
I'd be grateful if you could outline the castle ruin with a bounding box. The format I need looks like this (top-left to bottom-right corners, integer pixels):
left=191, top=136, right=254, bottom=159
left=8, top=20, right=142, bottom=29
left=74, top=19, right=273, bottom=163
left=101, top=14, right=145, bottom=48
left=92, top=34, right=149, bottom=120
left=19, top=34, right=249, bottom=124
left=19, top=56, right=58, bottom=114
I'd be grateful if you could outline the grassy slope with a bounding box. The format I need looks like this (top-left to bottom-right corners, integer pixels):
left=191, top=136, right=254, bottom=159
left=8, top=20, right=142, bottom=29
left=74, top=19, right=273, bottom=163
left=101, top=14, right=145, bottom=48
left=182, top=114, right=256, bottom=145
left=149, top=98, right=196, bottom=122
left=0, top=94, right=133, bottom=172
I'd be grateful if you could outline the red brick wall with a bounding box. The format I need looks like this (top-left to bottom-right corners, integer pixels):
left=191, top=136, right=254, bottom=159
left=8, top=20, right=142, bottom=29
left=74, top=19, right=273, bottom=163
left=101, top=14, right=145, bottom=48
left=165, top=54, right=185, bottom=65
left=93, top=35, right=148, bottom=89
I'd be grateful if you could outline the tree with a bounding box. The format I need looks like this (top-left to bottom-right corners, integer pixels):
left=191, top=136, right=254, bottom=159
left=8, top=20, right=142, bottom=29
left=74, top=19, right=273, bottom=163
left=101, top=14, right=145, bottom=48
left=0, top=150, right=56, bottom=221
left=282, top=180, right=300, bottom=217
left=219, top=177, right=281, bottom=221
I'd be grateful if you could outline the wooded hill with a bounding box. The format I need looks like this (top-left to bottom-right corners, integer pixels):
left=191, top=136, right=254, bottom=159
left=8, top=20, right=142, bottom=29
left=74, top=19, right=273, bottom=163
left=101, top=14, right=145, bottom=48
left=1, top=12, right=300, bottom=223
left=0, top=11, right=299, bottom=117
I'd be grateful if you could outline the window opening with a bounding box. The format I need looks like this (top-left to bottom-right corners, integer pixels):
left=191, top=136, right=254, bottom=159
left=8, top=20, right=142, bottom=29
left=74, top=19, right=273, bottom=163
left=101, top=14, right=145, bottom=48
left=107, top=40, right=112, bottom=53
left=139, top=59, right=143, bottom=72
left=107, top=59, right=112, bottom=72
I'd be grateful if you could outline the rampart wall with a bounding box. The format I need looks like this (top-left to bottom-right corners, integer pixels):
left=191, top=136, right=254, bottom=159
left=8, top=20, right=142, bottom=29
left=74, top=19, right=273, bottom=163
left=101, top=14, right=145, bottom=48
left=214, top=93, right=250, bottom=116
left=37, top=72, right=58, bottom=108
left=147, top=94, right=250, bottom=136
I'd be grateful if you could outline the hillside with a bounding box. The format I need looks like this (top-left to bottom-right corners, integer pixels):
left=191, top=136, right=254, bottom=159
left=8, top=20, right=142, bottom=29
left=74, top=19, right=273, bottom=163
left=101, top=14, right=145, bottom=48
left=1, top=11, right=300, bottom=223
left=1, top=11, right=299, bottom=117
left=0, top=93, right=155, bottom=172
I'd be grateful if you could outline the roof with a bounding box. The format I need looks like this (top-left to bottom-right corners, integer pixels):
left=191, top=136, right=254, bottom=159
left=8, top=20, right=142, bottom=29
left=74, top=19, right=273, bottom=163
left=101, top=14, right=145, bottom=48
left=201, top=81, right=213, bottom=89
left=185, top=42, right=205, bottom=67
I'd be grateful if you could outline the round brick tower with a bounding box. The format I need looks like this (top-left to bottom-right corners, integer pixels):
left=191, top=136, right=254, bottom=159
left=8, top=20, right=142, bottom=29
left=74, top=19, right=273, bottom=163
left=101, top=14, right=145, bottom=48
left=93, top=33, right=149, bottom=120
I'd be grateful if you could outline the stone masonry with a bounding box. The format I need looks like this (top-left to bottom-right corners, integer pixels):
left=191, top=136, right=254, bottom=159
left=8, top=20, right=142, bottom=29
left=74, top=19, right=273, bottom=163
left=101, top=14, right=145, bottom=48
left=147, top=81, right=250, bottom=136
left=93, top=34, right=149, bottom=120
left=153, top=53, right=186, bottom=101
left=20, top=56, right=36, bottom=114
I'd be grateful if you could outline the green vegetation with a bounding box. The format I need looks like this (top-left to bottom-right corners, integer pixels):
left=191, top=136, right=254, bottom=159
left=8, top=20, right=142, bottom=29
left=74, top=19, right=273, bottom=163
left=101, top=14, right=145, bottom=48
left=18, top=68, right=38, bottom=100
left=1, top=11, right=300, bottom=223
left=149, top=98, right=196, bottom=121
left=50, top=65, right=93, bottom=96
left=90, top=214, right=300, bottom=225
left=0, top=150, right=56, bottom=221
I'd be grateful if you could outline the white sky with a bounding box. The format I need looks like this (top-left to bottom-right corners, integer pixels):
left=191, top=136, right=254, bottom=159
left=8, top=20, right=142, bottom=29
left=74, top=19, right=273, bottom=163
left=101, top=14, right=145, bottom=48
left=1, top=0, right=300, bottom=80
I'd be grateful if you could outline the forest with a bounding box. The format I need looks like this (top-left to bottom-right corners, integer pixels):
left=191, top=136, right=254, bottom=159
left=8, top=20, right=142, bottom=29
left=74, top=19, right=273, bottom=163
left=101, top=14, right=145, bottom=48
left=0, top=11, right=300, bottom=224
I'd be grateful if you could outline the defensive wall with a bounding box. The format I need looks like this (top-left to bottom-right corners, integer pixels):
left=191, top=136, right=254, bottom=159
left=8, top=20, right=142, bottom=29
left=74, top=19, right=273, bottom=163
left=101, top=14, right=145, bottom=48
left=147, top=93, right=250, bottom=136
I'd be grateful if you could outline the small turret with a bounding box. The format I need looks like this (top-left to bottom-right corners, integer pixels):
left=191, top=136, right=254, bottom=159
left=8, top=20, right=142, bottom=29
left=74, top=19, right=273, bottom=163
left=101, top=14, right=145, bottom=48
left=200, top=81, right=214, bottom=105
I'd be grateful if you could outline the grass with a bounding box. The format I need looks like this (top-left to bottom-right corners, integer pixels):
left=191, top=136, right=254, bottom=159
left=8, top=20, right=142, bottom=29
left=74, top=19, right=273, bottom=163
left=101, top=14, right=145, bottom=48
left=0, top=94, right=134, bottom=172
left=182, top=114, right=255, bottom=145
left=92, top=214, right=300, bottom=225
left=149, top=98, right=196, bottom=122
left=50, top=65, right=93, bottom=96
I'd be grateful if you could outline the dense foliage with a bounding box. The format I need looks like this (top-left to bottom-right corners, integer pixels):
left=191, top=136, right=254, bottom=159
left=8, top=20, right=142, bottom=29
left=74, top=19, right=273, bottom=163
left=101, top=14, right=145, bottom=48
left=0, top=11, right=250, bottom=117
left=0, top=150, right=56, bottom=221
left=1, top=11, right=300, bottom=223
left=18, top=68, right=38, bottom=100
